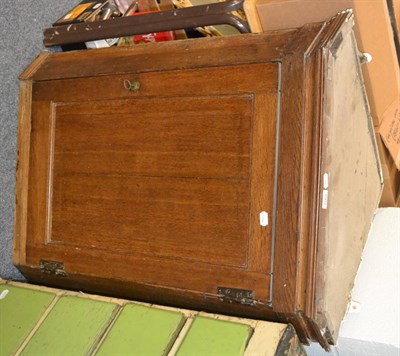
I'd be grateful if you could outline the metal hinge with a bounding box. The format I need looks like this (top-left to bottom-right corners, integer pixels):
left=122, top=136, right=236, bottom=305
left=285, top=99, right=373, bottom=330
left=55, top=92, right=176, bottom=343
left=40, top=260, right=67, bottom=277
left=217, top=287, right=255, bottom=306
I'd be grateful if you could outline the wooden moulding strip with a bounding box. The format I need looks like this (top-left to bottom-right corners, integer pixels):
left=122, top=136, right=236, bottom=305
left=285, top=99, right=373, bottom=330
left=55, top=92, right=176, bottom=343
left=30, top=32, right=293, bottom=82
left=19, top=52, right=51, bottom=81
left=13, top=80, right=33, bottom=267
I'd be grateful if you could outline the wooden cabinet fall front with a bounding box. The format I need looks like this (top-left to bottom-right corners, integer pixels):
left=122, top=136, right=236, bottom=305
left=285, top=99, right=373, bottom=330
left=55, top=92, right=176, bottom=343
left=28, top=63, right=277, bottom=300
left=14, top=12, right=381, bottom=349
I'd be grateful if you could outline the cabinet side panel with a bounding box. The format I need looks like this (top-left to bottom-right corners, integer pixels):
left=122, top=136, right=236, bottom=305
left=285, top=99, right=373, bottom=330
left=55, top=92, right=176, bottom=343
left=271, top=21, right=330, bottom=315
left=315, top=27, right=382, bottom=342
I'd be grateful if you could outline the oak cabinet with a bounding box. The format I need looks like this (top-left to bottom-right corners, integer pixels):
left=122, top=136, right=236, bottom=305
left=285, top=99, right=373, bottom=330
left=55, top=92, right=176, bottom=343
left=14, top=11, right=381, bottom=349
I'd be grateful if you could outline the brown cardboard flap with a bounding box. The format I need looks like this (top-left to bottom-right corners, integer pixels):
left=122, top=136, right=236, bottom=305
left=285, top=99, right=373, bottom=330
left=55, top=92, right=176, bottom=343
left=248, top=0, right=400, bottom=128
left=375, top=133, right=400, bottom=207
left=380, top=100, right=400, bottom=170
left=393, top=0, right=400, bottom=35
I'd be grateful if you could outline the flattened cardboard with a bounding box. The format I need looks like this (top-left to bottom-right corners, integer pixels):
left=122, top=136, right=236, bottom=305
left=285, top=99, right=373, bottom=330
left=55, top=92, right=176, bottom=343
left=380, top=101, right=400, bottom=170
left=375, top=133, right=400, bottom=207
left=388, top=0, right=400, bottom=60
left=384, top=0, right=400, bottom=170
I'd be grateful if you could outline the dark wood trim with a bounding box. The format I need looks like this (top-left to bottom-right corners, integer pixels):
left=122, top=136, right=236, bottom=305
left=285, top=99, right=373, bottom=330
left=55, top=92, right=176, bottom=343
left=305, top=316, right=332, bottom=351
left=19, top=52, right=51, bottom=81
left=275, top=324, right=307, bottom=356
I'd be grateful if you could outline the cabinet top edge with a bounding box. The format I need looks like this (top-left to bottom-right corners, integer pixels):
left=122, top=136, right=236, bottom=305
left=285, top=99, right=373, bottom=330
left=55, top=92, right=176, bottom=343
left=19, top=11, right=353, bottom=82
left=20, top=31, right=293, bottom=82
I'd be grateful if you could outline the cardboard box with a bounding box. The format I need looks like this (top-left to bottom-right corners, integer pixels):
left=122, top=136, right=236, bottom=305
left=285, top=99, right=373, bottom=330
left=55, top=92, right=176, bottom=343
left=376, top=133, right=400, bottom=207
left=379, top=103, right=400, bottom=171
left=383, top=0, right=400, bottom=170
left=245, top=0, right=400, bottom=167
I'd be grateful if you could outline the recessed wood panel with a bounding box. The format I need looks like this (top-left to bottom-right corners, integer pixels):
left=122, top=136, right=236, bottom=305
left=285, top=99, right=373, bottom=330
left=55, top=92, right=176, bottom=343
left=52, top=97, right=252, bottom=179
left=51, top=176, right=249, bottom=265
left=49, top=96, right=252, bottom=267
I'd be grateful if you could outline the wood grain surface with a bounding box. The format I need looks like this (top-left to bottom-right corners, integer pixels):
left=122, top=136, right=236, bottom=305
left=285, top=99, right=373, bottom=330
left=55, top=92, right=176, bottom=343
left=23, top=57, right=278, bottom=305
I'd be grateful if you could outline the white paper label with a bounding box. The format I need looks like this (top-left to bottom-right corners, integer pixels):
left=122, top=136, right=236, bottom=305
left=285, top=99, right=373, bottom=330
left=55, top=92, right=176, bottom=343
left=323, top=173, right=329, bottom=189
left=322, top=190, right=329, bottom=209
left=0, top=289, right=9, bottom=300
left=259, top=211, right=269, bottom=227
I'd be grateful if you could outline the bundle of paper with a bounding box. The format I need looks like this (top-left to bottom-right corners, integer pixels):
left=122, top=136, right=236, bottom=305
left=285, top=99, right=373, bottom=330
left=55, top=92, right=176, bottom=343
left=116, top=0, right=183, bottom=46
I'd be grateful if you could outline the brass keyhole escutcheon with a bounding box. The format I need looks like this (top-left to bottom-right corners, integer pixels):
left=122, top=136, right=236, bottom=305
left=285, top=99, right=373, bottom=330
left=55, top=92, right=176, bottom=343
left=124, top=79, right=140, bottom=92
